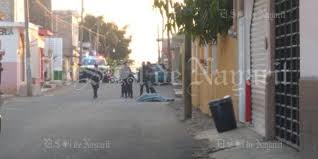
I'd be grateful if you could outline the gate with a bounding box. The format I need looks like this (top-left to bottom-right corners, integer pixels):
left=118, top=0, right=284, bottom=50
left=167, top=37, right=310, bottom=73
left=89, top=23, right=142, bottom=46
left=274, top=0, right=300, bottom=148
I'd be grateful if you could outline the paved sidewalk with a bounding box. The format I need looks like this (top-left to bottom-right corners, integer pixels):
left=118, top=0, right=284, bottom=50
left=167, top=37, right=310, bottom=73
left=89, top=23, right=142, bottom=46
left=195, top=126, right=301, bottom=159
left=0, top=94, right=14, bottom=105
left=168, top=99, right=302, bottom=159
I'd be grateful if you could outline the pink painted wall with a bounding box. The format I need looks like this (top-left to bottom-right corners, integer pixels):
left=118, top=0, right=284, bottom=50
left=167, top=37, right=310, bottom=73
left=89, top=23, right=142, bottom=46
left=1, top=62, right=18, bottom=94
left=0, top=23, right=41, bottom=95
left=0, top=25, right=20, bottom=94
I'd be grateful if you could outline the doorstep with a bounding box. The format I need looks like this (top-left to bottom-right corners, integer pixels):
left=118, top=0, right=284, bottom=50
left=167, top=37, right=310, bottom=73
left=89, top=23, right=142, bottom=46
left=0, top=94, right=15, bottom=106
left=174, top=89, right=183, bottom=98
left=172, top=82, right=182, bottom=89
left=41, top=82, right=58, bottom=93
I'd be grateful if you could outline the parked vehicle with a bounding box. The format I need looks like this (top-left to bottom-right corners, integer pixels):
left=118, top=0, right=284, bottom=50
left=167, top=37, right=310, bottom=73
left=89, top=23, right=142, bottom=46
left=149, top=64, right=170, bottom=84
left=79, top=56, right=110, bottom=83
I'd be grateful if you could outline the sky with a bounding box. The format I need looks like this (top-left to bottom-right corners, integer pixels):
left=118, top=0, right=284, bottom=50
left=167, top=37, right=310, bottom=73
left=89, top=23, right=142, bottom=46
left=52, top=0, right=164, bottom=66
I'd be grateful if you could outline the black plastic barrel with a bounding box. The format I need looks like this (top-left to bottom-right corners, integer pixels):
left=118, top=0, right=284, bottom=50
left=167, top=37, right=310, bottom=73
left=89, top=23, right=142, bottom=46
left=209, top=96, right=237, bottom=133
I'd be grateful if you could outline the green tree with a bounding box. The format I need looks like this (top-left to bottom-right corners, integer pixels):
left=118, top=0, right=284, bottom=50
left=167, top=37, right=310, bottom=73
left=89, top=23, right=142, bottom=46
left=81, top=15, right=132, bottom=66
left=154, top=0, right=233, bottom=44
left=154, top=0, right=233, bottom=119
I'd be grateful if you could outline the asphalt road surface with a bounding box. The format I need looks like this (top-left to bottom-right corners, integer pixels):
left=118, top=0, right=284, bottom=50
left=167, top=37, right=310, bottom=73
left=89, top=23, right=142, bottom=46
left=0, top=83, right=193, bottom=159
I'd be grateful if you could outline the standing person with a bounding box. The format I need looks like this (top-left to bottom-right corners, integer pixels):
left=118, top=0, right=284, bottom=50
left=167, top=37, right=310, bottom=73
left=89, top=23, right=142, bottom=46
left=146, top=62, right=157, bottom=93
left=90, top=64, right=103, bottom=99
left=139, top=62, right=149, bottom=96
left=127, top=73, right=135, bottom=98
left=119, top=61, right=132, bottom=98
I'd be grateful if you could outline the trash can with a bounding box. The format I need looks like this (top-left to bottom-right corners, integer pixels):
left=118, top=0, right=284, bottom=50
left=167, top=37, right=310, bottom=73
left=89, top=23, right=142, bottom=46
left=209, top=96, right=237, bottom=133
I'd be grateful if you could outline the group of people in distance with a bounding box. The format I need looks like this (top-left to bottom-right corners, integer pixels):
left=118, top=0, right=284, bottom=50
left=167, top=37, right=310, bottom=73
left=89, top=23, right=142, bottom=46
left=119, top=61, right=134, bottom=98
left=87, top=61, right=156, bottom=99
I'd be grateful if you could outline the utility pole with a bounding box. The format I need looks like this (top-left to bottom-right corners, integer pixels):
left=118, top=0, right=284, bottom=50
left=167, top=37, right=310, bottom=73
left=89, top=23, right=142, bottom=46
left=184, top=34, right=192, bottom=119
left=166, top=0, right=172, bottom=75
left=157, top=24, right=161, bottom=63
left=167, top=31, right=171, bottom=71
left=95, top=18, right=100, bottom=52
left=0, top=41, right=4, bottom=89
left=79, top=0, right=84, bottom=65
left=24, top=0, right=33, bottom=96
left=0, top=47, right=3, bottom=106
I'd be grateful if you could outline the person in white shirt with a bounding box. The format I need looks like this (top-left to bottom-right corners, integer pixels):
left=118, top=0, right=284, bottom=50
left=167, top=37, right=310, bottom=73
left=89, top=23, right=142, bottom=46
left=119, top=61, right=132, bottom=98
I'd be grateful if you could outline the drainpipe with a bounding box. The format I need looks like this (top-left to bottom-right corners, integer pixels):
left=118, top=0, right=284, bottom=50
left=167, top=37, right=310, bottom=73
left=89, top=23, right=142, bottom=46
left=0, top=50, right=4, bottom=92
left=0, top=51, right=3, bottom=108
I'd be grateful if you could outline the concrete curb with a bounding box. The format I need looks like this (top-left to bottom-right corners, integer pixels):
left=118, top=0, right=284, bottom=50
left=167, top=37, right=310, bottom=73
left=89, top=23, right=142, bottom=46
left=41, top=85, right=62, bottom=94
left=1, top=94, right=15, bottom=100
left=0, top=94, right=15, bottom=106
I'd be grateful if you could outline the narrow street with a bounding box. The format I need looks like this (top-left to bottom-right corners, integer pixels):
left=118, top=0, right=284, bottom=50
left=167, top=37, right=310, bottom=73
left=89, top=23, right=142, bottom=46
left=0, top=0, right=316, bottom=158
left=0, top=84, right=193, bottom=159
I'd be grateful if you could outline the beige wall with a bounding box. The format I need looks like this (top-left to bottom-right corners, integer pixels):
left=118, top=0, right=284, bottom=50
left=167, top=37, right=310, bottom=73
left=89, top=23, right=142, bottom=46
left=191, top=35, right=238, bottom=118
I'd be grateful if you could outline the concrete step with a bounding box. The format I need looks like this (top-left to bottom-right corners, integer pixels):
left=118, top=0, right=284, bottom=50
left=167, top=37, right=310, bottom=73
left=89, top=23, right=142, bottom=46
left=172, top=82, right=182, bottom=89
left=174, top=89, right=183, bottom=98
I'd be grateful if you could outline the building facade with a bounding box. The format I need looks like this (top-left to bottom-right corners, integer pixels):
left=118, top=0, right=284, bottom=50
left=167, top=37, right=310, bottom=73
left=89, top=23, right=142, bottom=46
left=188, top=0, right=317, bottom=156
left=29, top=0, right=54, bottom=82
left=52, top=10, right=80, bottom=81
left=29, top=0, right=52, bottom=31
left=170, top=35, right=184, bottom=82
left=235, top=0, right=318, bottom=157
left=299, top=1, right=318, bottom=157
left=0, top=0, right=24, bottom=22
left=191, top=36, right=238, bottom=117
left=0, top=22, right=44, bottom=95
left=44, top=37, right=63, bottom=81
left=0, top=0, right=45, bottom=95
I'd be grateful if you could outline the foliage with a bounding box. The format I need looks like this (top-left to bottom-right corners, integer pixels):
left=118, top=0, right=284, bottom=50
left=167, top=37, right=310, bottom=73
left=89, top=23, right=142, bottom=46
left=154, top=0, right=233, bottom=45
left=81, top=15, right=132, bottom=65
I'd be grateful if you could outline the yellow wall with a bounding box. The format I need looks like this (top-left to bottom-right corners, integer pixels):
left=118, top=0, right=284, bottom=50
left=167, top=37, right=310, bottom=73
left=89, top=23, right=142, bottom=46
left=191, top=35, right=238, bottom=118
left=191, top=41, right=200, bottom=107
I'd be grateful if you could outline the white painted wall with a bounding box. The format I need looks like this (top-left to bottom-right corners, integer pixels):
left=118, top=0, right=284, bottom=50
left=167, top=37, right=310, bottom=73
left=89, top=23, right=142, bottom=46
left=46, top=38, right=63, bottom=71
left=238, top=17, right=246, bottom=122
left=0, top=27, right=20, bottom=63
left=14, top=0, right=25, bottom=22
left=29, top=28, right=41, bottom=79
left=0, top=24, right=22, bottom=93
left=300, top=0, right=318, bottom=78
left=244, top=0, right=253, bottom=79
left=236, top=0, right=254, bottom=123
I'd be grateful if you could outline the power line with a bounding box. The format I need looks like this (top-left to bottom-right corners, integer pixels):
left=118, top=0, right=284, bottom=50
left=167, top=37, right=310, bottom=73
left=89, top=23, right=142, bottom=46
left=34, top=0, right=107, bottom=39
left=35, top=0, right=125, bottom=57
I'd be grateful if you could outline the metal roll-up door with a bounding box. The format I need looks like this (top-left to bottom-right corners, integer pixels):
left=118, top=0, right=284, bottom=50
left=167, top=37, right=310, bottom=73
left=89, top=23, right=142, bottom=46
left=250, top=0, right=267, bottom=136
